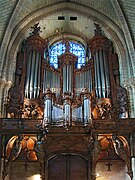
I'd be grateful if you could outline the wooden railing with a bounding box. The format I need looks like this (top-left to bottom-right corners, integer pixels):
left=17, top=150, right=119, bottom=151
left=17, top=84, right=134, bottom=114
left=0, top=118, right=135, bottom=134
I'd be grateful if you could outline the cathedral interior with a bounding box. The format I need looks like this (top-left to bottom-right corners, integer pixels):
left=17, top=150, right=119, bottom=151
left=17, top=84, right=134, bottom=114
left=0, top=0, right=135, bottom=180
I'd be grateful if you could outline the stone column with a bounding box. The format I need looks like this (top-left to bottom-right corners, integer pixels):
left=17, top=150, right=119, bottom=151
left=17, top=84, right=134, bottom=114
left=130, top=134, right=135, bottom=180
left=131, top=158, right=135, bottom=180
left=0, top=78, right=12, bottom=118
left=0, top=79, right=6, bottom=118
left=124, top=78, right=135, bottom=118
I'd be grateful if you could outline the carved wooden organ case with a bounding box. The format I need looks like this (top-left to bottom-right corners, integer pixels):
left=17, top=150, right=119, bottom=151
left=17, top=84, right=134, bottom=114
left=6, top=26, right=128, bottom=128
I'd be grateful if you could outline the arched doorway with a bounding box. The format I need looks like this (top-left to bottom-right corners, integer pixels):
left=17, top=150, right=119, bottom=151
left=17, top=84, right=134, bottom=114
left=48, top=154, right=88, bottom=180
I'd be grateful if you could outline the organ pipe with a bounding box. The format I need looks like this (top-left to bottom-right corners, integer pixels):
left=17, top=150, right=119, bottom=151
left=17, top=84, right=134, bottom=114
left=34, top=51, right=38, bottom=98
left=37, top=53, right=41, bottom=97
left=63, top=66, right=67, bottom=93
left=44, top=98, right=52, bottom=123
left=30, top=50, right=35, bottom=98
left=96, top=51, right=102, bottom=98
left=72, top=106, right=82, bottom=122
left=43, top=69, right=60, bottom=97
left=25, top=51, right=33, bottom=98
left=75, top=68, right=92, bottom=95
left=99, top=50, right=106, bottom=98
left=89, top=69, right=92, bottom=92
left=25, top=52, right=31, bottom=98
left=63, top=64, right=72, bottom=93
left=63, top=98, right=71, bottom=127
left=52, top=106, right=63, bottom=122
left=94, top=54, right=98, bottom=98
left=103, top=50, right=110, bottom=97
left=83, top=97, right=91, bottom=125
left=66, top=65, right=68, bottom=92
left=43, top=89, right=55, bottom=124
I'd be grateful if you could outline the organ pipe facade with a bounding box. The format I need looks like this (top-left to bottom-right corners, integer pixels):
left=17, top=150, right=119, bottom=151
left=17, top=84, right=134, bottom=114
left=6, top=23, right=128, bottom=124
left=90, top=36, right=111, bottom=99
left=25, top=50, right=42, bottom=99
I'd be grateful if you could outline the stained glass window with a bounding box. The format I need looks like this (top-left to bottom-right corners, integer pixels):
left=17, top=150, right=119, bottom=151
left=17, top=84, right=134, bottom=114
left=49, top=41, right=86, bottom=69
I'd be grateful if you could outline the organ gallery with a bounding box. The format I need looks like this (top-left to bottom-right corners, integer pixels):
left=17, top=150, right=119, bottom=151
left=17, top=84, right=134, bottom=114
left=0, top=5, right=135, bottom=180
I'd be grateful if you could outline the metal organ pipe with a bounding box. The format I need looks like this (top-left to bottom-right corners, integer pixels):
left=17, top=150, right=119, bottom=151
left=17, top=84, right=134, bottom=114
left=37, top=53, right=41, bottom=97
left=44, top=98, right=52, bottom=123
left=55, top=73, right=59, bottom=96
left=64, top=99, right=71, bottom=127
left=69, top=65, right=72, bottom=92
left=30, top=50, right=36, bottom=98
left=67, top=65, right=69, bottom=91
left=34, top=51, right=39, bottom=98
left=81, top=72, right=83, bottom=89
left=99, top=50, right=106, bottom=98
left=43, top=69, right=45, bottom=93
left=43, top=69, right=60, bottom=97
left=95, top=53, right=98, bottom=97
left=43, top=88, right=56, bottom=126
left=52, top=106, right=63, bottom=122
left=89, top=69, right=92, bottom=92
left=25, top=50, right=33, bottom=98
left=94, top=54, right=98, bottom=98
left=96, top=51, right=102, bottom=98
left=75, top=69, right=92, bottom=95
left=103, top=51, right=110, bottom=97
left=25, top=51, right=31, bottom=98
left=75, top=74, right=79, bottom=95
left=83, top=97, right=91, bottom=125
left=63, top=66, right=67, bottom=93
left=72, top=106, right=82, bottom=122
left=63, top=64, right=72, bottom=93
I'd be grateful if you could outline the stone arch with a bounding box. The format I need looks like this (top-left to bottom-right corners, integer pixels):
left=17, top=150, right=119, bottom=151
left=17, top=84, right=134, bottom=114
left=111, top=0, right=135, bottom=76
left=0, top=2, right=131, bottom=82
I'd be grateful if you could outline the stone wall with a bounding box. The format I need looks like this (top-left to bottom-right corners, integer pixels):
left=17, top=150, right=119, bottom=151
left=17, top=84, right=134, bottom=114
left=96, top=161, right=130, bottom=180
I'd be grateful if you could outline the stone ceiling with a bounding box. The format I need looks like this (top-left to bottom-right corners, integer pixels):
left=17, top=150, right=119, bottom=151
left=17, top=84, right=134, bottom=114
left=0, top=0, right=135, bottom=81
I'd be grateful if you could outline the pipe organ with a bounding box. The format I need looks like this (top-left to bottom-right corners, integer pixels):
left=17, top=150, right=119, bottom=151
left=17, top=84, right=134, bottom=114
left=6, top=23, right=128, bottom=125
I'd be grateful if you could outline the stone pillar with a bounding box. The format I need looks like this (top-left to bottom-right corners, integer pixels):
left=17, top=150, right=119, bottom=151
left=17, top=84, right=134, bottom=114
left=125, top=85, right=134, bottom=118
left=124, top=78, right=135, bottom=118
left=0, top=79, right=6, bottom=118
left=0, top=135, right=2, bottom=177
left=0, top=78, right=12, bottom=118
left=130, top=134, right=135, bottom=180
left=131, top=158, right=135, bottom=180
